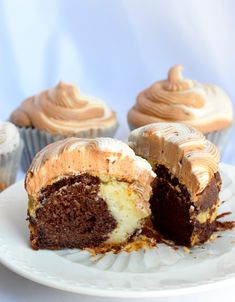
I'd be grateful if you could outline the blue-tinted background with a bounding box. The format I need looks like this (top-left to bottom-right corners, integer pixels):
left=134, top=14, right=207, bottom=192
left=0, top=0, right=234, bottom=177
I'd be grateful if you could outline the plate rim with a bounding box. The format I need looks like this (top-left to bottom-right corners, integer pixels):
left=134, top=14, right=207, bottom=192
left=0, top=162, right=235, bottom=298
left=1, top=253, right=235, bottom=298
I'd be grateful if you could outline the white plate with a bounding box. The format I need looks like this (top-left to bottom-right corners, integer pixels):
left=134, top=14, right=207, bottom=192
left=1, top=163, right=235, bottom=298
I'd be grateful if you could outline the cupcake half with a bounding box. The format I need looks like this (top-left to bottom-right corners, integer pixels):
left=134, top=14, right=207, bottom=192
left=128, top=65, right=233, bottom=152
left=10, top=81, right=118, bottom=171
left=25, top=137, right=155, bottom=252
left=0, top=121, right=23, bottom=191
left=128, top=122, right=221, bottom=246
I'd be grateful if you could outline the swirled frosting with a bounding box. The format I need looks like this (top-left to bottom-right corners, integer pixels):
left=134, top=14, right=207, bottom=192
left=128, top=65, right=233, bottom=133
left=128, top=122, right=220, bottom=200
left=10, top=82, right=117, bottom=136
left=25, top=137, right=156, bottom=209
left=0, top=121, right=20, bottom=155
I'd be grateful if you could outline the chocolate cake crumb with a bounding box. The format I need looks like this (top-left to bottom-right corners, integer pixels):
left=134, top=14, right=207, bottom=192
left=217, top=211, right=232, bottom=219
left=150, top=164, right=219, bottom=246
left=216, top=212, right=235, bottom=231
left=29, top=173, right=117, bottom=250
left=216, top=220, right=235, bottom=231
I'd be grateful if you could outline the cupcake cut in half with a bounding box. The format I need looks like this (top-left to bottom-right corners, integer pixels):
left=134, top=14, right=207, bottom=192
left=128, top=122, right=221, bottom=247
left=25, top=137, right=155, bottom=252
left=128, top=65, right=233, bottom=152
left=10, top=81, right=118, bottom=171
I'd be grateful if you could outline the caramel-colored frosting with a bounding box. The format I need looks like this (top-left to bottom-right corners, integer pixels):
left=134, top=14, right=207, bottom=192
left=128, top=122, right=220, bottom=200
left=25, top=137, right=156, bottom=211
left=10, top=82, right=117, bottom=136
left=128, top=65, right=233, bottom=133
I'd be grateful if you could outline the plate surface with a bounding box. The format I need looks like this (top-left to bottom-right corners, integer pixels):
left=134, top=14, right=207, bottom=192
left=1, top=163, right=235, bottom=298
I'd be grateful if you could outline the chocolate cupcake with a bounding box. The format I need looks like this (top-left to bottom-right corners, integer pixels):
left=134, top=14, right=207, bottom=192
left=0, top=121, right=23, bottom=191
left=129, top=122, right=221, bottom=246
left=25, top=137, right=155, bottom=252
left=128, top=65, right=233, bottom=152
left=10, top=81, right=118, bottom=171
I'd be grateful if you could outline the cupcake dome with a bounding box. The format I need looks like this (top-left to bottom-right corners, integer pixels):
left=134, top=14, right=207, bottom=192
left=128, top=65, right=233, bottom=133
left=0, top=121, right=21, bottom=155
left=10, top=81, right=118, bottom=136
left=10, top=82, right=118, bottom=171
left=0, top=121, right=23, bottom=191
left=128, top=122, right=220, bottom=197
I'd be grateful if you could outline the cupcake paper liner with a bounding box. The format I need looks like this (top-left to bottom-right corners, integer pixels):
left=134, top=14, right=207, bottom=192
left=19, top=123, right=118, bottom=172
left=0, top=139, right=24, bottom=192
left=204, top=126, right=233, bottom=154
left=128, top=124, right=136, bottom=132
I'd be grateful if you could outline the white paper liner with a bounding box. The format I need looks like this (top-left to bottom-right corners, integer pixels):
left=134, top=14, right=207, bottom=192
left=19, top=123, right=118, bottom=172
left=204, top=126, right=233, bottom=154
left=0, top=139, right=23, bottom=191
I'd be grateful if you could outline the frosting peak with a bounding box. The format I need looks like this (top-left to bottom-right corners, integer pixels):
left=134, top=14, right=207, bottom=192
left=47, top=81, right=86, bottom=109
left=163, top=64, right=192, bottom=92
left=10, top=82, right=117, bottom=136
left=128, top=65, right=233, bottom=133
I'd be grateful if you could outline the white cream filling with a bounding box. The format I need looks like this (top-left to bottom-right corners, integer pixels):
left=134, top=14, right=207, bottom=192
left=98, top=180, right=150, bottom=243
left=196, top=205, right=218, bottom=224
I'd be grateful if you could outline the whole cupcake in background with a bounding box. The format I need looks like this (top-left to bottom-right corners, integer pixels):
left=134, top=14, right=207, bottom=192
left=0, top=121, right=23, bottom=191
left=128, top=65, right=233, bottom=153
left=10, top=81, right=118, bottom=171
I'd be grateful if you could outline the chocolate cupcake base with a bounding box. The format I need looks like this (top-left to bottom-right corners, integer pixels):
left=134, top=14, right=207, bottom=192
left=29, top=174, right=117, bottom=250
left=150, top=164, right=220, bottom=246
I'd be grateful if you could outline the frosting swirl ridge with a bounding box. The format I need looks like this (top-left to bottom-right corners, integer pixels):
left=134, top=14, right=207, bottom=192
left=128, top=65, right=233, bottom=133
left=25, top=137, right=156, bottom=214
left=128, top=122, right=220, bottom=198
left=10, top=82, right=117, bottom=136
